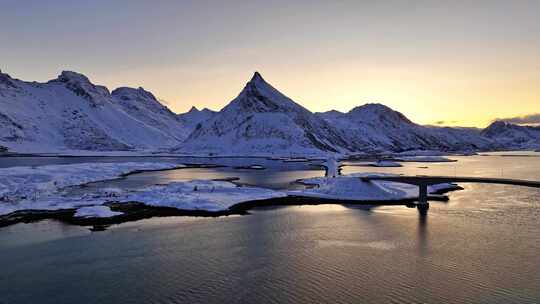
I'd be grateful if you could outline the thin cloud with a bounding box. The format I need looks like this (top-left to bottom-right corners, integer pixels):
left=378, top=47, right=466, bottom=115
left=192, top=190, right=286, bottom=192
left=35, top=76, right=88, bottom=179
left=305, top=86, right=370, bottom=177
left=494, top=113, right=540, bottom=125
left=433, top=120, right=458, bottom=125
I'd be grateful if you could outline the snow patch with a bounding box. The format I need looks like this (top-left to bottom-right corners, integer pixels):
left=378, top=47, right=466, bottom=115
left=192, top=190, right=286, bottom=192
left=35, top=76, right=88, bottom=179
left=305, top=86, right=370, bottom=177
left=74, top=205, right=123, bottom=218
left=122, top=180, right=286, bottom=212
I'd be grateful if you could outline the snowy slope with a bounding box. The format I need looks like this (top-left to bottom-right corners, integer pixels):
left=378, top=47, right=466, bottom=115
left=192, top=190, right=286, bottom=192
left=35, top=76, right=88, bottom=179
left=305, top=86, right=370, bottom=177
left=0, top=70, right=188, bottom=152
left=317, top=104, right=494, bottom=153
left=177, top=106, right=216, bottom=130
left=177, top=72, right=352, bottom=155
left=112, top=86, right=190, bottom=141
left=481, top=121, right=540, bottom=149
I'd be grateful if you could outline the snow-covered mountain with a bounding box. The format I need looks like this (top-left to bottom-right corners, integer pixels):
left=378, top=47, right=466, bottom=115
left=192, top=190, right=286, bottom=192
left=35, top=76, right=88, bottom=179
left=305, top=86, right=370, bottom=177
left=177, top=73, right=496, bottom=155
left=481, top=121, right=540, bottom=150
left=0, top=68, right=535, bottom=155
left=111, top=86, right=190, bottom=141
left=0, top=70, right=188, bottom=152
left=177, top=72, right=352, bottom=155
left=177, top=106, right=216, bottom=130
left=317, top=104, right=495, bottom=153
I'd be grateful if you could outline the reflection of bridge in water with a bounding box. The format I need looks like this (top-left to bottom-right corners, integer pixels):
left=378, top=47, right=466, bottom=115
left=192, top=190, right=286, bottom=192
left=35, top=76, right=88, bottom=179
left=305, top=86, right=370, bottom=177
left=360, top=175, right=540, bottom=206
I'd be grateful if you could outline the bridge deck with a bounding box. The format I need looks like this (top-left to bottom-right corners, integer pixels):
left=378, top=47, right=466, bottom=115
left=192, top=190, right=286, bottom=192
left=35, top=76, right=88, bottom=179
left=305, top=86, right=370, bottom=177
left=360, top=175, right=540, bottom=188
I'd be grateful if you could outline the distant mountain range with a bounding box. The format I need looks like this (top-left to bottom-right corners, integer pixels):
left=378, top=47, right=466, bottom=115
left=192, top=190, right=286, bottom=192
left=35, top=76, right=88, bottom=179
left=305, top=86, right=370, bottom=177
left=481, top=121, right=540, bottom=150
left=0, top=69, right=538, bottom=154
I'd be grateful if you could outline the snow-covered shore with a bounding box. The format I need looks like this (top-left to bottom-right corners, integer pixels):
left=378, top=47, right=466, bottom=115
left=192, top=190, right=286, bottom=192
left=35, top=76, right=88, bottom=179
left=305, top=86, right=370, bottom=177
left=0, top=161, right=285, bottom=217
left=290, top=173, right=460, bottom=201
left=122, top=180, right=286, bottom=212
left=0, top=162, right=185, bottom=203
left=0, top=179, right=286, bottom=217
left=0, top=163, right=462, bottom=224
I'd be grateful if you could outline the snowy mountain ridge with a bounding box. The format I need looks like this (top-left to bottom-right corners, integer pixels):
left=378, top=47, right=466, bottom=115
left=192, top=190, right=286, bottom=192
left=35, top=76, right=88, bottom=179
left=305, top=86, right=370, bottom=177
left=0, top=70, right=191, bottom=152
left=481, top=121, right=540, bottom=150
left=176, top=106, right=216, bottom=130
left=178, top=72, right=352, bottom=154
left=0, top=68, right=536, bottom=154
left=316, top=103, right=496, bottom=153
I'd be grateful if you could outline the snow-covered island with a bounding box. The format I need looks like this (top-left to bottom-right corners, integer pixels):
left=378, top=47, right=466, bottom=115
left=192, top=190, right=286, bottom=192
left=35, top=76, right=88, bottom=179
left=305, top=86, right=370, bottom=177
left=0, top=162, right=186, bottom=203
left=290, top=173, right=461, bottom=202
left=0, top=162, right=289, bottom=227
left=0, top=161, right=465, bottom=228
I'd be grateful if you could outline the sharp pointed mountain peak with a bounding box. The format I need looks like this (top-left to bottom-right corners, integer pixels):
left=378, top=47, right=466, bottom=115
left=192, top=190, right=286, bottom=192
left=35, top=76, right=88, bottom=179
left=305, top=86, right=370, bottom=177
left=250, top=71, right=265, bottom=83
left=222, top=71, right=312, bottom=115
left=185, top=106, right=215, bottom=114
left=246, top=71, right=274, bottom=92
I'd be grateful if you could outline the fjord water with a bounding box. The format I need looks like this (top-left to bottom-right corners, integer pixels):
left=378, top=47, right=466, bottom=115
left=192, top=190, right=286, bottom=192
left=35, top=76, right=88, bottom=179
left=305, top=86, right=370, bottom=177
left=1, top=153, right=540, bottom=303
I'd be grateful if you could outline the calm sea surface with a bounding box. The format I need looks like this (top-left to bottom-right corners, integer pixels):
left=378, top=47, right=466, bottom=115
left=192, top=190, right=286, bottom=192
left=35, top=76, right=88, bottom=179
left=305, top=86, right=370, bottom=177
left=1, top=152, right=539, bottom=303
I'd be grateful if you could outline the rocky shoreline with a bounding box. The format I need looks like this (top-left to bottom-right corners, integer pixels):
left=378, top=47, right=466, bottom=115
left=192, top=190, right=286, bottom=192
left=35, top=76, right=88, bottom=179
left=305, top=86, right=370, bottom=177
left=0, top=186, right=460, bottom=230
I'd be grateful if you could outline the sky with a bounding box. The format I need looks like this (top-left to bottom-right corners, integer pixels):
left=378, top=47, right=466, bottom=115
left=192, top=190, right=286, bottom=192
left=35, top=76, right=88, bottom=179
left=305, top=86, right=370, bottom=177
left=1, top=0, right=539, bottom=127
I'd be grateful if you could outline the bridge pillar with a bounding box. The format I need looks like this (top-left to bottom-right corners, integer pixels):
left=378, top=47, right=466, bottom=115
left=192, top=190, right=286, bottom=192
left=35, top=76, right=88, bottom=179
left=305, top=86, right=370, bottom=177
left=417, top=202, right=429, bottom=211
left=418, top=183, right=428, bottom=205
